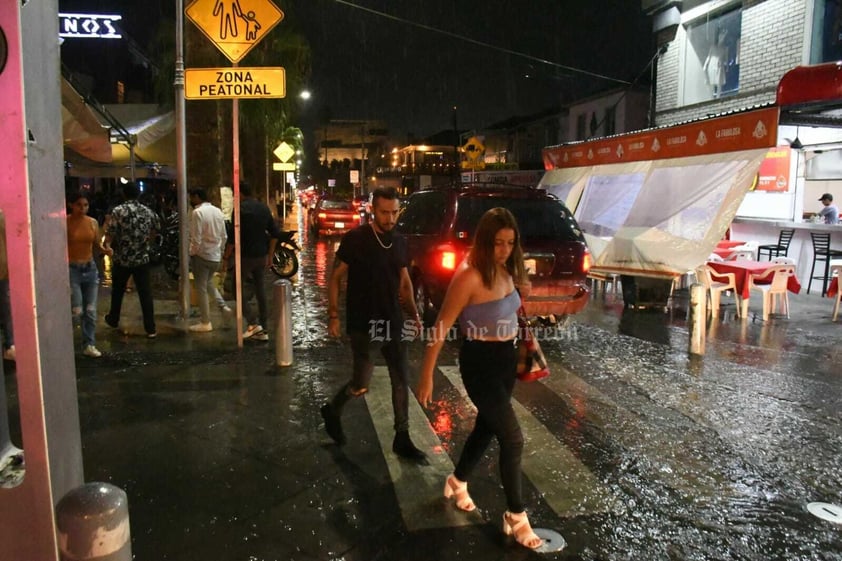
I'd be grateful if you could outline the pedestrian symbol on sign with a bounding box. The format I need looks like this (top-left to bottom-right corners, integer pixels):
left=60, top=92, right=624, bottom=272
left=186, top=0, right=284, bottom=63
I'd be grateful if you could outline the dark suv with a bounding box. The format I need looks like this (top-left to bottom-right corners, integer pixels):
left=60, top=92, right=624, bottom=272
left=396, top=183, right=591, bottom=323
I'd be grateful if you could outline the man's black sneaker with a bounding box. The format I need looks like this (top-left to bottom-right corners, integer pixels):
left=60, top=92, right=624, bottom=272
left=104, top=314, right=119, bottom=329
left=320, top=403, right=346, bottom=445
left=393, top=430, right=428, bottom=465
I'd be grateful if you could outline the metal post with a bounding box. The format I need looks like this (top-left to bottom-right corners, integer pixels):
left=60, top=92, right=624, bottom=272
left=274, top=279, right=293, bottom=366
left=56, top=483, right=131, bottom=561
left=360, top=123, right=365, bottom=196
left=234, top=93, right=244, bottom=348
left=688, top=283, right=706, bottom=356
left=175, top=0, right=190, bottom=322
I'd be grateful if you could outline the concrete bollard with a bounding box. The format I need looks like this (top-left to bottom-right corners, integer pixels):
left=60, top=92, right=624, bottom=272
left=688, top=283, right=706, bottom=356
left=55, top=482, right=131, bottom=561
left=273, top=279, right=293, bottom=367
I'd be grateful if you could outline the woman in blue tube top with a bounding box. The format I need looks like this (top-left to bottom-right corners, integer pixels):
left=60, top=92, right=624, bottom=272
left=415, top=207, right=542, bottom=550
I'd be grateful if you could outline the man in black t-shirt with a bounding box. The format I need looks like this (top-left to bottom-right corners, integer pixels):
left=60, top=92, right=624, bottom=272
left=224, top=182, right=282, bottom=341
left=321, top=187, right=427, bottom=464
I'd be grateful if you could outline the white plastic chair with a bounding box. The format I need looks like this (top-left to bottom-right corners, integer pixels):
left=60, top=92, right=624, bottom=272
left=726, top=249, right=755, bottom=261
left=707, top=253, right=725, bottom=262
left=747, top=264, right=795, bottom=321
left=696, top=264, right=739, bottom=318
left=735, top=241, right=759, bottom=254
left=830, top=261, right=842, bottom=321
left=771, top=256, right=797, bottom=266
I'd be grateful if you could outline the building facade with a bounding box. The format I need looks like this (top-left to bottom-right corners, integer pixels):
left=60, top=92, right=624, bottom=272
left=648, top=0, right=825, bottom=126
left=482, top=89, right=650, bottom=170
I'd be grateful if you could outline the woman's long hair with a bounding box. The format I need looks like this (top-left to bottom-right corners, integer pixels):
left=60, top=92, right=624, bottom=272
left=468, top=207, right=526, bottom=289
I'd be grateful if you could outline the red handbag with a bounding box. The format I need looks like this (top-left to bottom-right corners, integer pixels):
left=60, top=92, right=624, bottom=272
left=516, top=308, right=550, bottom=382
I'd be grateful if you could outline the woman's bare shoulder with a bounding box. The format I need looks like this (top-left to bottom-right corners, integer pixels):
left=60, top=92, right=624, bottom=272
left=452, top=262, right=482, bottom=286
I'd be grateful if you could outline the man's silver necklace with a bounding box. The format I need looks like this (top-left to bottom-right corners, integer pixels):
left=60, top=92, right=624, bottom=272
left=371, top=224, right=393, bottom=249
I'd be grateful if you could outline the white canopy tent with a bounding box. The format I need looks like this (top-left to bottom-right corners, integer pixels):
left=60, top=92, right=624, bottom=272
left=62, top=77, right=176, bottom=178
left=540, top=106, right=779, bottom=279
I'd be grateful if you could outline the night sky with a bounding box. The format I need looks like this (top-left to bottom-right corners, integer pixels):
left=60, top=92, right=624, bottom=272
left=58, top=0, right=654, bottom=140
left=292, top=0, right=655, bottom=139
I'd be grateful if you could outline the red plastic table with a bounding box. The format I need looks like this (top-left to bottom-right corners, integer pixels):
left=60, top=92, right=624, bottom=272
left=712, top=240, right=749, bottom=259
left=715, top=240, right=745, bottom=250
left=708, top=260, right=801, bottom=317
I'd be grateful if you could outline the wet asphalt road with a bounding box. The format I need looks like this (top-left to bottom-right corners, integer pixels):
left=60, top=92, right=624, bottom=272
left=5, top=204, right=841, bottom=560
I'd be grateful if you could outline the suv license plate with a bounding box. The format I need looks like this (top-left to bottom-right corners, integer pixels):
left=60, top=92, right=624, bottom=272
left=524, top=258, right=537, bottom=275
left=334, top=222, right=344, bottom=228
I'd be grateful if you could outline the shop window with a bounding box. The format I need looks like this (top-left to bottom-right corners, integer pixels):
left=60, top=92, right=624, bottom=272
left=576, top=113, right=586, bottom=140
left=681, top=8, right=742, bottom=105
left=811, top=0, right=842, bottom=63
left=604, top=106, right=616, bottom=136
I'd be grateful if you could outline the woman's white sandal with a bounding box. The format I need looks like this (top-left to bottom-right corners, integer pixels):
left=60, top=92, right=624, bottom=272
left=503, top=511, right=542, bottom=550
left=443, top=474, right=476, bottom=512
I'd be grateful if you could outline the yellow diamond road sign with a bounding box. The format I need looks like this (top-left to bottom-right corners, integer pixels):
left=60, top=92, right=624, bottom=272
left=185, top=0, right=284, bottom=63
left=273, top=141, right=294, bottom=162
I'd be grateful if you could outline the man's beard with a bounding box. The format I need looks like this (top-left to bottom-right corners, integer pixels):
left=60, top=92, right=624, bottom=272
left=376, top=225, right=394, bottom=243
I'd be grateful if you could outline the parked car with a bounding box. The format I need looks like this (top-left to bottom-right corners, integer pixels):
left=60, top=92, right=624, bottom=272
left=396, top=183, right=591, bottom=324
left=309, top=198, right=360, bottom=236
left=352, top=194, right=371, bottom=224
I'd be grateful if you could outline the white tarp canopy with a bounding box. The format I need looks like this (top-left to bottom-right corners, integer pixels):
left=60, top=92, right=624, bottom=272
left=542, top=148, right=768, bottom=279
left=62, top=77, right=176, bottom=178
left=61, top=77, right=111, bottom=163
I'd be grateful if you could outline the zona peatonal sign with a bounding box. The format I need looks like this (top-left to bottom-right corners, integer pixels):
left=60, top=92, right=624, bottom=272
left=184, top=0, right=286, bottom=100
left=185, top=67, right=285, bottom=99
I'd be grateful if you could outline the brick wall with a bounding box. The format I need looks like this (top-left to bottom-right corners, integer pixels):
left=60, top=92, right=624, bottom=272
left=655, top=0, right=807, bottom=126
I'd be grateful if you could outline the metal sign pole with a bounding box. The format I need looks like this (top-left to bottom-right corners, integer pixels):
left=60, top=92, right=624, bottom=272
left=175, top=0, right=190, bottom=322
left=233, top=76, right=243, bottom=348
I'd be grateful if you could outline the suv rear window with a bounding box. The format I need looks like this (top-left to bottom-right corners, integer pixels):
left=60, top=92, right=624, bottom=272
left=321, top=200, right=353, bottom=210
left=454, top=196, right=582, bottom=242
left=397, top=191, right=447, bottom=235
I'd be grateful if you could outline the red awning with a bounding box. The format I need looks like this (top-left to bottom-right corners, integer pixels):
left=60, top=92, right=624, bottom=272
left=776, top=62, right=842, bottom=108
left=542, top=107, right=779, bottom=169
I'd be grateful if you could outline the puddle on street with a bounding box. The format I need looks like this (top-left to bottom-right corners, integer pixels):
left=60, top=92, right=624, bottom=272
left=536, top=296, right=841, bottom=559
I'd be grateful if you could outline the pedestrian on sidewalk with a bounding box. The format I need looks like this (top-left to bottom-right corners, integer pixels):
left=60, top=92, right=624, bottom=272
left=0, top=209, right=14, bottom=362
left=415, top=207, right=542, bottom=550
left=321, top=186, right=427, bottom=464
left=103, top=181, right=161, bottom=338
left=188, top=188, right=228, bottom=333
left=67, top=192, right=112, bottom=357
left=225, top=182, right=280, bottom=342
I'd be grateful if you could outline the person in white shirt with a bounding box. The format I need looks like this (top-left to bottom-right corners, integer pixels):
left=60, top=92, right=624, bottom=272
left=188, top=188, right=228, bottom=332
left=818, top=193, right=840, bottom=225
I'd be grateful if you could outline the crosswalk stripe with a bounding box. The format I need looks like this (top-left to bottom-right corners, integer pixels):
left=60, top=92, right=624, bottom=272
left=439, top=366, right=616, bottom=518
left=365, top=366, right=482, bottom=531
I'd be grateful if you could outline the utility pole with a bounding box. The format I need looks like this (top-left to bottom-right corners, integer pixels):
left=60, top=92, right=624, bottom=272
left=452, top=106, right=459, bottom=184
left=360, top=123, right=366, bottom=196
left=175, top=0, right=190, bottom=322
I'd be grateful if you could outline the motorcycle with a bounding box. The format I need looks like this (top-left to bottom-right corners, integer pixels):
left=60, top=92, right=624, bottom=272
left=271, top=230, right=300, bottom=278
left=149, top=211, right=180, bottom=279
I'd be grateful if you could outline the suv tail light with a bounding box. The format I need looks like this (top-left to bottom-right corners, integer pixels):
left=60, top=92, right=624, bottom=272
left=582, top=250, right=593, bottom=274
left=435, top=244, right=458, bottom=271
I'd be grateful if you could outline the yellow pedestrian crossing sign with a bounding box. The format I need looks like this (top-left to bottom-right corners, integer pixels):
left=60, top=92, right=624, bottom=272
left=186, top=0, right=285, bottom=63
left=462, top=136, right=485, bottom=170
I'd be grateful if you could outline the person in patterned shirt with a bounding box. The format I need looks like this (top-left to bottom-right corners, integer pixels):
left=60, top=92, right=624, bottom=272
left=104, top=182, right=161, bottom=338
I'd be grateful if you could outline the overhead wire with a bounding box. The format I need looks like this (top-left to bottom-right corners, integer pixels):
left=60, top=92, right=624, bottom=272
left=583, top=46, right=665, bottom=140
left=330, top=0, right=631, bottom=86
